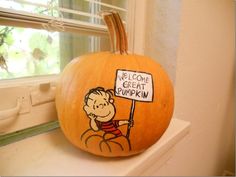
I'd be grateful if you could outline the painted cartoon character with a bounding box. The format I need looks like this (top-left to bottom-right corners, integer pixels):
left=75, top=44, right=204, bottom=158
left=83, top=87, right=132, bottom=140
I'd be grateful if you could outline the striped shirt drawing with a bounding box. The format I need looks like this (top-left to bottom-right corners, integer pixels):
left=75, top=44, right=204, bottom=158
left=95, top=120, right=122, bottom=137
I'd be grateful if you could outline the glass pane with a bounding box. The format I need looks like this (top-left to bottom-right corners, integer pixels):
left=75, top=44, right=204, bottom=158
left=0, top=0, right=57, bottom=16
left=0, top=25, right=110, bottom=80
left=101, top=0, right=127, bottom=19
left=59, top=0, right=127, bottom=25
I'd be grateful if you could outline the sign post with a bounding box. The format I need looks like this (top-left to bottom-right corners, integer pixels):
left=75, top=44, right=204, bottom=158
left=126, top=99, right=135, bottom=138
left=114, top=69, right=154, bottom=139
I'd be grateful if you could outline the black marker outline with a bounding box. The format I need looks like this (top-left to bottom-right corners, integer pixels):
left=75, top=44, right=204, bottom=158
left=85, top=134, right=103, bottom=148
left=114, top=69, right=154, bottom=103
left=82, top=87, right=132, bottom=151
left=99, top=140, right=112, bottom=152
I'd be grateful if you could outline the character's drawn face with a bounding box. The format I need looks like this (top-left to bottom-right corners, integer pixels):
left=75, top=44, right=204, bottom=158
left=84, top=91, right=115, bottom=122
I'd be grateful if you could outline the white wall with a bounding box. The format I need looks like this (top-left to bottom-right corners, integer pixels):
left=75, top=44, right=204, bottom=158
left=144, top=0, right=235, bottom=175
left=144, top=0, right=181, bottom=83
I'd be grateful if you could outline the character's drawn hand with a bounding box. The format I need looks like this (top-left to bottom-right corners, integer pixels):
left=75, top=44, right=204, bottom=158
left=88, top=113, right=97, bottom=120
left=120, top=120, right=134, bottom=127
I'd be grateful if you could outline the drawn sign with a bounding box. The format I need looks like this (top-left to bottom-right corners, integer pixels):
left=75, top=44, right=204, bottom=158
left=115, top=70, right=154, bottom=102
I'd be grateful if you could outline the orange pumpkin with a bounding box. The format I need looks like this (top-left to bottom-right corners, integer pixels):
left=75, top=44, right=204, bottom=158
left=56, top=12, right=174, bottom=157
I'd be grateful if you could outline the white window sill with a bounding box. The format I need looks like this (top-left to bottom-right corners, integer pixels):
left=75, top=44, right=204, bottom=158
left=0, top=118, right=190, bottom=176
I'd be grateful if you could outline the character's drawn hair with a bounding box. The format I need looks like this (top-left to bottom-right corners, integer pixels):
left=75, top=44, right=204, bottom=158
left=84, top=87, right=114, bottom=105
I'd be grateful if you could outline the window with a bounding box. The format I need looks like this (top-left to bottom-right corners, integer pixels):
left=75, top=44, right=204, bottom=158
left=0, top=0, right=140, bottom=137
left=0, top=0, right=128, bottom=80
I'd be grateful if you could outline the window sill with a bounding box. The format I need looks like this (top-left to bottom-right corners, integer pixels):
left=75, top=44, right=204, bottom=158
left=0, top=118, right=190, bottom=176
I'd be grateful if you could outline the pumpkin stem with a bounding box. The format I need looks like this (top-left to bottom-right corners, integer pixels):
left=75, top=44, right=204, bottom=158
left=100, top=11, right=128, bottom=54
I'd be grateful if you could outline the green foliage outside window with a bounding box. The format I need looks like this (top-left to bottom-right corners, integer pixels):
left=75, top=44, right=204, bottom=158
left=0, top=26, right=60, bottom=80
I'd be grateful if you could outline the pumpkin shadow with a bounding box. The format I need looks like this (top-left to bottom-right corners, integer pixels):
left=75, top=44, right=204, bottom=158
left=80, top=129, right=131, bottom=154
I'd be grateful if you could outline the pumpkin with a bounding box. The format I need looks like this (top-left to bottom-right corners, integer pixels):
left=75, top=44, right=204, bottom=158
left=56, top=11, right=174, bottom=157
